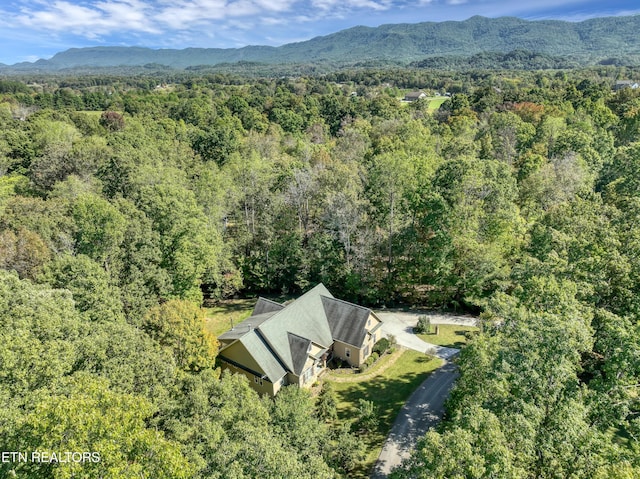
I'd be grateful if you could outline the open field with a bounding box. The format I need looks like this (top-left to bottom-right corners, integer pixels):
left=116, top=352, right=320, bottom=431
left=425, top=96, right=449, bottom=110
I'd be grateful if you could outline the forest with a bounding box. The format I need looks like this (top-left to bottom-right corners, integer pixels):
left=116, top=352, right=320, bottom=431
left=1, top=65, right=640, bottom=478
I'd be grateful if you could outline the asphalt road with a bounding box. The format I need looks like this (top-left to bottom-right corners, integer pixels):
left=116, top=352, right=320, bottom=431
left=370, top=359, right=459, bottom=478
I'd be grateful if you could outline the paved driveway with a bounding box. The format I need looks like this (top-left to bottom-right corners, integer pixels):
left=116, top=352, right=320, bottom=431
left=369, top=310, right=477, bottom=478
left=370, top=359, right=459, bottom=478
left=375, top=310, right=477, bottom=359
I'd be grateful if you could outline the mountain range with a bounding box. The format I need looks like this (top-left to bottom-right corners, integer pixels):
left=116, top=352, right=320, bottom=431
left=3, top=14, right=640, bottom=73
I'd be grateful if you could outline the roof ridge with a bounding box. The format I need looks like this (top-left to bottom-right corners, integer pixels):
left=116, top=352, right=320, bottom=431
left=255, top=328, right=291, bottom=374
left=257, top=297, right=283, bottom=306
left=257, top=283, right=331, bottom=329
left=286, top=331, right=312, bottom=342
left=321, top=294, right=371, bottom=312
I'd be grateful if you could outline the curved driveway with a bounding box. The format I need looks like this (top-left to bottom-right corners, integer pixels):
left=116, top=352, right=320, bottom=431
left=370, top=359, right=459, bottom=478
left=370, top=310, right=476, bottom=478
left=375, top=310, right=477, bottom=359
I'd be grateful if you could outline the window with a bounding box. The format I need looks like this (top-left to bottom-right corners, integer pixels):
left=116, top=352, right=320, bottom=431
left=254, top=375, right=263, bottom=386
left=364, top=345, right=370, bottom=357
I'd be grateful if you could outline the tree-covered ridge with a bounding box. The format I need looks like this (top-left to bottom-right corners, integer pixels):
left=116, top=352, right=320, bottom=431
left=1, top=67, right=640, bottom=477
left=409, top=50, right=584, bottom=70
left=3, top=14, right=640, bottom=73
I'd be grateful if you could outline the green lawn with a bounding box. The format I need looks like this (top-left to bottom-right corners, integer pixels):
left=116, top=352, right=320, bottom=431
left=204, top=298, right=255, bottom=337
left=417, top=323, right=478, bottom=349
left=327, top=349, right=443, bottom=478
left=425, top=96, right=449, bottom=110
left=400, top=95, right=450, bottom=111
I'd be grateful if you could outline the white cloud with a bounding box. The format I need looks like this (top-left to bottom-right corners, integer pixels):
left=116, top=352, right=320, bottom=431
left=13, top=0, right=159, bottom=36
left=253, top=0, right=298, bottom=12
left=2, top=0, right=640, bottom=64
left=154, top=0, right=228, bottom=30
left=311, top=0, right=391, bottom=14
left=261, top=16, right=284, bottom=25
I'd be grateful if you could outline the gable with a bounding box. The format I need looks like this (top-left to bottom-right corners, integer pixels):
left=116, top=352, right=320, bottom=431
left=219, top=333, right=286, bottom=383
left=288, top=332, right=311, bottom=375
left=322, top=296, right=371, bottom=347
left=257, top=284, right=334, bottom=372
left=252, top=297, right=285, bottom=315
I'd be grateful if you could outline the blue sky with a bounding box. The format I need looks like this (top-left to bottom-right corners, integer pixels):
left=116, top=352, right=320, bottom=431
left=0, top=0, right=639, bottom=65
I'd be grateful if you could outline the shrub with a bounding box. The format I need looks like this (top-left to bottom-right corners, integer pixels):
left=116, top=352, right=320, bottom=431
left=415, top=315, right=431, bottom=334
left=373, top=337, right=390, bottom=355
left=355, top=399, right=379, bottom=433
left=464, top=330, right=479, bottom=340
left=316, top=382, right=338, bottom=422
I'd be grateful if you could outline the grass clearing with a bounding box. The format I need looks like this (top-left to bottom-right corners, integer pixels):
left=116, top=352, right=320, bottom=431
left=204, top=298, right=255, bottom=337
left=327, top=349, right=443, bottom=478
left=204, top=293, right=298, bottom=337
left=426, top=96, right=449, bottom=110
left=417, top=323, right=478, bottom=348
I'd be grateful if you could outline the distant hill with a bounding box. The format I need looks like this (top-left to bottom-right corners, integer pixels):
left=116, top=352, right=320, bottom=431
left=3, top=15, right=640, bottom=73
left=409, top=50, right=583, bottom=70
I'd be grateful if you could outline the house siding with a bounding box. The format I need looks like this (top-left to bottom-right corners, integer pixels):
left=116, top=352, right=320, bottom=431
left=288, top=359, right=324, bottom=387
left=359, top=312, right=382, bottom=363
left=333, top=340, right=364, bottom=367
left=220, top=341, right=264, bottom=374
left=219, top=359, right=281, bottom=396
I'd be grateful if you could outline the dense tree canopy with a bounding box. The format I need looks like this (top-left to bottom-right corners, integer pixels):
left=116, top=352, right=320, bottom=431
left=1, top=67, right=640, bottom=477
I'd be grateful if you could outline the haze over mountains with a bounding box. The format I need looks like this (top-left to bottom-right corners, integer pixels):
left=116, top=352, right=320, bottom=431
left=3, top=14, right=640, bottom=72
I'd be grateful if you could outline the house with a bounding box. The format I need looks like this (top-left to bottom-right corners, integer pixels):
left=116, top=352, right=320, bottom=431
left=217, top=284, right=384, bottom=396
left=404, top=91, right=427, bottom=102
left=614, top=80, right=639, bottom=91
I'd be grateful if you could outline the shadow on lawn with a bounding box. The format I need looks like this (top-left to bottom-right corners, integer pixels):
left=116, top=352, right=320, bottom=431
left=421, top=333, right=466, bottom=348
left=204, top=298, right=255, bottom=313
left=335, top=367, right=437, bottom=436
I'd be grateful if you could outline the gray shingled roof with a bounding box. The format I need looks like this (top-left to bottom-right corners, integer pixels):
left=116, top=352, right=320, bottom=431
left=252, top=297, right=285, bottom=315
left=405, top=91, right=426, bottom=99
left=218, top=311, right=276, bottom=341
left=219, top=283, right=375, bottom=381
left=257, top=284, right=334, bottom=372
left=322, top=296, right=371, bottom=347
left=287, top=332, right=311, bottom=375
left=238, top=332, right=287, bottom=382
